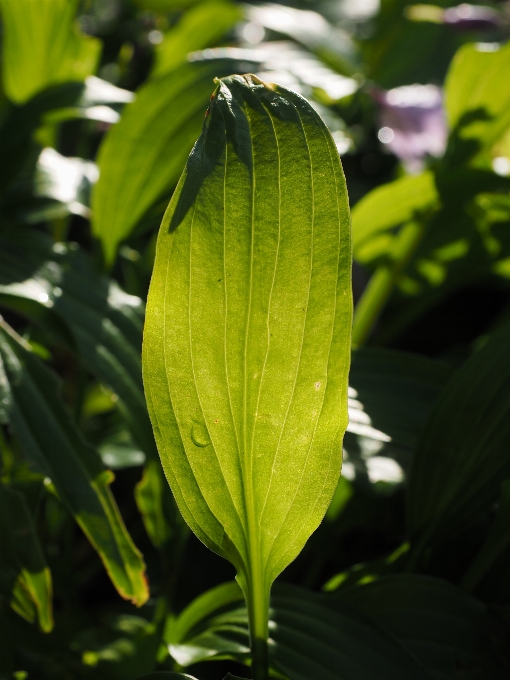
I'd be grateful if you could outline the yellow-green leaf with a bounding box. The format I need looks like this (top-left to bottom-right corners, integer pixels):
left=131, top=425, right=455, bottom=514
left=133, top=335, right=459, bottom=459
left=143, top=75, right=352, bottom=648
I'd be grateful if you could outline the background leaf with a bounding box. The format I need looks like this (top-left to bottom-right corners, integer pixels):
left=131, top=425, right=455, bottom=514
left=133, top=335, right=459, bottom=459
left=152, top=1, right=241, bottom=78
left=92, top=60, right=239, bottom=265
left=335, top=574, right=506, bottom=680
left=0, top=320, right=148, bottom=606
left=0, top=482, right=53, bottom=632
left=407, top=322, right=510, bottom=550
left=0, top=0, right=100, bottom=104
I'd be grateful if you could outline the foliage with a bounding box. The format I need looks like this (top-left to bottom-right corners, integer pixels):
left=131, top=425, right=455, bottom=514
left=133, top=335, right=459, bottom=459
left=1, top=1, right=510, bottom=680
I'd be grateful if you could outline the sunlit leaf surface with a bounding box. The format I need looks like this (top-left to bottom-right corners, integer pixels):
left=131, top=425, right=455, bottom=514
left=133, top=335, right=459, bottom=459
left=143, top=75, right=352, bottom=634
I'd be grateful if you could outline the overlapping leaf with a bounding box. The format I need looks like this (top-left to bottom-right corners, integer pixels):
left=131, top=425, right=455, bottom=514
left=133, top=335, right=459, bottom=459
left=92, top=60, right=240, bottom=265
left=351, top=171, right=438, bottom=261
left=0, top=229, right=155, bottom=458
left=336, top=574, right=506, bottom=679
left=0, top=320, right=148, bottom=606
left=163, top=581, right=433, bottom=680
left=143, top=75, right=352, bottom=624
left=445, top=40, right=510, bottom=154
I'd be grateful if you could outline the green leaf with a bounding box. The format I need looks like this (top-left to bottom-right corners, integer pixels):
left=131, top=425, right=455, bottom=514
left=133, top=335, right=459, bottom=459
left=0, top=77, right=131, bottom=199
left=407, top=321, right=510, bottom=548
left=0, top=229, right=156, bottom=459
left=0, top=482, right=53, bottom=632
left=245, top=4, right=358, bottom=75
left=164, top=581, right=432, bottom=679
left=168, top=581, right=244, bottom=644
left=269, top=584, right=431, bottom=680
left=445, top=41, right=510, bottom=154
left=136, top=674, right=199, bottom=680
left=0, top=0, right=101, bottom=104
left=352, top=171, right=438, bottom=260
left=335, top=574, right=505, bottom=679
left=344, top=348, right=451, bottom=489
left=462, top=478, right=510, bottom=592
left=143, top=75, right=352, bottom=647
left=135, top=460, right=177, bottom=548
left=0, top=320, right=148, bottom=606
left=92, top=60, right=239, bottom=266
left=152, top=1, right=242, bottom=78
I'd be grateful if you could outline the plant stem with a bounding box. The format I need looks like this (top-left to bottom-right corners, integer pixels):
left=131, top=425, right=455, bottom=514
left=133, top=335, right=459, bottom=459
left=245, top=561, right=270, bottom=680
left=352, top=220, right=425, bottom=346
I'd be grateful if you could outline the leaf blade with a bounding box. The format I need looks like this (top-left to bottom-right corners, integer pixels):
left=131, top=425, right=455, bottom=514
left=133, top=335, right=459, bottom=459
left=143, top=75, right=352, bottom=606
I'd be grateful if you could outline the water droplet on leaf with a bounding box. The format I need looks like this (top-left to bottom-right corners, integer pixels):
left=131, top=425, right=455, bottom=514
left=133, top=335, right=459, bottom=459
left=191, top=421, right=211, bottom=447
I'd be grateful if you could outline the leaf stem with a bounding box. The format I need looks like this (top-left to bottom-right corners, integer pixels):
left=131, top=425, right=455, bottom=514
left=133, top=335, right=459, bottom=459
left=352, top=220, right=425, bottom=346
left=246, top=570, right=270, bottom=680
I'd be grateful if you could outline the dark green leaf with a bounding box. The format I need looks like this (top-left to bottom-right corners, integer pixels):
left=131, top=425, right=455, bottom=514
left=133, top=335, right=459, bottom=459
left=0, top=320, right=148, bottom=606
left=0, top=229, right=156, bottom=459
left=336, top=574, right=505, bottom=680
left=0, top=482, right=53, bottom=632
left=136, top=674, right=198, bottom=680
left=344, top=348, right=452, bottom=489
left=462, top=478, right=510, bottom=592
left=407, top=321, right=510, bottom=547
left=165, top=581, right=432, bottom=679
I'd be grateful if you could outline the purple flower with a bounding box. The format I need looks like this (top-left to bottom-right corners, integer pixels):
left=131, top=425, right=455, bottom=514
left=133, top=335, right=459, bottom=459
left=372, top=84, right=447, bottom=173
left=443, top=4, right=501, bottom=31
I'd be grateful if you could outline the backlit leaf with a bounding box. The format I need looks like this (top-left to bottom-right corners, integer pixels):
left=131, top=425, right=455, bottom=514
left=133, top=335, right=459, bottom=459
left=351, top=171, right=438, bottom=260
left=445, top=41, right=510, bottom=153
left=143, top=75, right=352, bottom=642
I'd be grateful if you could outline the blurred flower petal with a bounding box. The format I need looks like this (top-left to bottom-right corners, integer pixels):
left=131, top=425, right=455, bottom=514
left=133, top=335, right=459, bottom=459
left=373, top=84, right=447, bottom=172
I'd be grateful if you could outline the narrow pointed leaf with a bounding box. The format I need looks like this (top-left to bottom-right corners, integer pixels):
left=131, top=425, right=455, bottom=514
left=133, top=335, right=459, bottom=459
left=0, top=483, right=53, bottom=632
left=0, top=321, right=148, bottom=606
left=143, top=74, right=352, bottom=629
